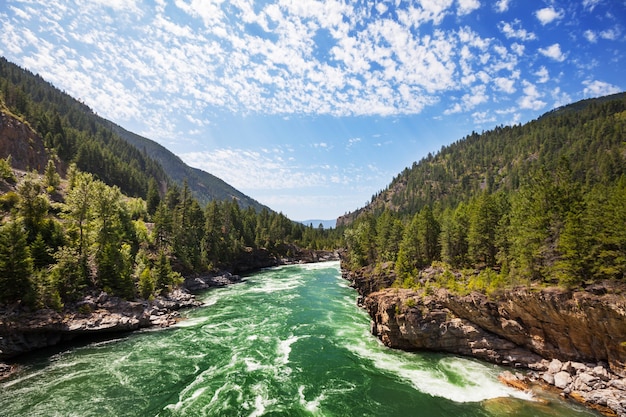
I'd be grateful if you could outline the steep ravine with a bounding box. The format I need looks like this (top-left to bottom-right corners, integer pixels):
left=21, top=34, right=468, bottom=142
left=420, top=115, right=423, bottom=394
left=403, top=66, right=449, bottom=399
left=342, top=264, right=626, bottom=416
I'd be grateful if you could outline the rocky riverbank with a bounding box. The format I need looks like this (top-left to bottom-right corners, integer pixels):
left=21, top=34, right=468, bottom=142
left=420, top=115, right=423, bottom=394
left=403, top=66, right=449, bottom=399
left=0, top=253, right=340, bottom=381
left=0, top=287, right=200, bottom=380
left=343, top=264, right=626, bottom=416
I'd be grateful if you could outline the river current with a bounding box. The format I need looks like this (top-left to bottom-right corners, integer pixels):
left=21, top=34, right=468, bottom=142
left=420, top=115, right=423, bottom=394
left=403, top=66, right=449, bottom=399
left=1, top=262, right=600, bottom=416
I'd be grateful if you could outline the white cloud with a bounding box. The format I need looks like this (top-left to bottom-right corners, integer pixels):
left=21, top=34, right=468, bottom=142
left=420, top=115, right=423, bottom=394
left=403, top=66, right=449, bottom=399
left=457, top=0, right=480, bottom=16
left=494, top=0, right=512, bottom=13
left=538, top=43, right=567, bottom=62
left=600, top=27, right=621, bottom=40
left=535, top=7, right=564, bottom=25
left=518, top=80, right=546, bottom=110
left=444, top=84, right=489, bottom=114
left=584, top=30, right=598, bottom=43
left=498, top=20, right=536, bottom=41
left=1, top=0, right=583, bottom=137
left=346, top=137, right=361, bottom=149
left=494, top=76, right=516, bottom=93
left=582, top=80, right=621, bottom=98
left=180, top=148, right=328, bottom=190
left=510, top=43, right=525, bottom=56
left=534, top=66, right=549, bottom=83
left=582, top=0, right=602, bottom=11
left=9, top=5, right=31, bottom=20
left=414, top=0, right=455, bottom=25
left=550, top=87, right=571, bottom=108
left=91, top=0, right=142, bottom=13
left=472, top=110, right=496, bottom=124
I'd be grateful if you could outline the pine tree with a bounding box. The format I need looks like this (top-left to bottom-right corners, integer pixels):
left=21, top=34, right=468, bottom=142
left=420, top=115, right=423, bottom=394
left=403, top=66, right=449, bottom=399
left=146, top=178, right=161, bottom=215
left=0, top=220, right=34, bottom=305
left=43, top=159, right=60, bottom=192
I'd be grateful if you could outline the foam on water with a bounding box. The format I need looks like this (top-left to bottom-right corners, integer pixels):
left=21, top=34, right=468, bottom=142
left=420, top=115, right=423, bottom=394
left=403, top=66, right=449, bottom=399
left=276, top=335, right=301, bottom=366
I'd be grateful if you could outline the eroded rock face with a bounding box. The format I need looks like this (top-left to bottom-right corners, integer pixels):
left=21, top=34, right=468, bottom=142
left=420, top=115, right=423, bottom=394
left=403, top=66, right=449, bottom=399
left=0, top=289, right=200, bottom=360
left=365, top=288, right=543, bottom=367
left=363, top=285, right=626, bottom=416
left=365, top=286, right=626, bottom=375
left=0, top=111, right=48, bottom=172
left=439, top=287, right=626, bottom=378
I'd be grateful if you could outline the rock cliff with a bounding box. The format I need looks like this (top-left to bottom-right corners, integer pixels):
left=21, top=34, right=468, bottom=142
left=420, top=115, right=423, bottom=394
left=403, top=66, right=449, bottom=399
left=344, top=264, right=626, bottom=415
left=0, top=109, right=48, bottom=173
left=0, top=289, right=199, bottom=362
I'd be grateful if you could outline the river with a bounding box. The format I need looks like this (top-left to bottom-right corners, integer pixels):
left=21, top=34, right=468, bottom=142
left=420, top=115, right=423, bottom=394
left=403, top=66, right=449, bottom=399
left=0, top=262, right=600, bottom=416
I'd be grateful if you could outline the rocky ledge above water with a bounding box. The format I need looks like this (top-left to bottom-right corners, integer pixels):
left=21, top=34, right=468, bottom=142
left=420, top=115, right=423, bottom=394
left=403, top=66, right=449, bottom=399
left=365, top=286, right=626, bottom=415
left=0, top=288, right=200, bottom=380
left=344, top=264, right=626, bottom=416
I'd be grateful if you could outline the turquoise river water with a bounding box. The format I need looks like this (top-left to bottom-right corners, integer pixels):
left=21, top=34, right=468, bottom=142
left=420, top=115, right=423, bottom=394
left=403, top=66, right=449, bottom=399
left=1, top=262, right=601, bottom=416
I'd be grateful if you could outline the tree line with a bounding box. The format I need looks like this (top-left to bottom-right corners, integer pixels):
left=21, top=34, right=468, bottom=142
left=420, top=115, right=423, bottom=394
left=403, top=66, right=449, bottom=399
left=0, top=160, right=342, bottom=308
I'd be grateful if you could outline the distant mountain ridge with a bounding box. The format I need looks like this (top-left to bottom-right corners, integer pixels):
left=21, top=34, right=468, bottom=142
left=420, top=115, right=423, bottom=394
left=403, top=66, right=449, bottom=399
left=106, top=121, right=268, bottom=211
left=299, top=219, right=337, bottom=229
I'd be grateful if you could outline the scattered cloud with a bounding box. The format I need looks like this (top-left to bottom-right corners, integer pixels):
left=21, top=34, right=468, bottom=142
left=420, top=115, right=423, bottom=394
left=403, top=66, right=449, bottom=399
left=538, top=43, right=567, bottom=62
left=582, top=0, right=602, bottom=11
left=584, top=30, right=598, bottom=43
left=494, top=0, right=512, bottom=13
left=181, top=148, right=329, bottom=190
left=472, top=110, right=496, bottom=124
left=518, top=80, right=546, bottom=110
left=444, top=84, right=489, bottom=114
left=510, top=43, right=525, bottom=56
left=582, top=80, right=621, bottom=98
left=600, top=27, right=621, bottom=40
left=313, top=142, right=332, bottom=150
left=550, top=87, right=571, bottom=108
left=457, top=0, right=481, bottom=16
left=498, top=20, right=536, bottom=41
left=494, top=76, right=516, bottom=93
left=535, top=7, right=564, bottom=25
left=346, top=137, right=361, bottom=149
left=534, top=66, right=549, bottom=83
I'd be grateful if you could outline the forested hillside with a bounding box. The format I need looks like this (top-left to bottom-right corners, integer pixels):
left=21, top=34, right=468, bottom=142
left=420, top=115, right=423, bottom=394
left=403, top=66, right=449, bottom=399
left=0, top=57, right=343, bottom=309
left=342, top=93, right=626, bottom=290
left=0, top=58, right=266, bottom=210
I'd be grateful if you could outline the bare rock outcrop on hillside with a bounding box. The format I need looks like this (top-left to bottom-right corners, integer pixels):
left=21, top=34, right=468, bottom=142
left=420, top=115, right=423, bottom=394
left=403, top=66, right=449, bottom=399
left=0, top=110, right=48, bottom=172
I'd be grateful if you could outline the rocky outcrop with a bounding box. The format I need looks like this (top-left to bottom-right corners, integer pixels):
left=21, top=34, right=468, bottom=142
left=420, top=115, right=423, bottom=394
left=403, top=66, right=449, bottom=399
left=0, top=289, right=199, bottom=361
left=441, top=285, right=626, bottom=377
left=365, top=288, right=543, bottom=367
left=342, top=262, right=397, bottom=302
left=502, top=359, right=626, bottom=416
left=0, top=110, right=48, bottom=173
left=183, top=271, right=242, bottom=292
left=363, top=285, right=626, bottom=416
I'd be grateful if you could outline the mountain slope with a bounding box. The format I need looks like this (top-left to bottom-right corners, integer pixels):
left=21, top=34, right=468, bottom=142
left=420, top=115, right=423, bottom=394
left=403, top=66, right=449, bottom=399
left=0, top=57, right=267, bottom=210
left=107, top=122, right=268, bottom=210
left=338, top=92, right=626, bottom=226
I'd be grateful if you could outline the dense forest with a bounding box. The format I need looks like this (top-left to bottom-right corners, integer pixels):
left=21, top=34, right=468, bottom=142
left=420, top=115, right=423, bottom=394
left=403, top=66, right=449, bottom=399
left=0, top=58, right=343, bottom=309
left=342, top=93, right=626, bottom=292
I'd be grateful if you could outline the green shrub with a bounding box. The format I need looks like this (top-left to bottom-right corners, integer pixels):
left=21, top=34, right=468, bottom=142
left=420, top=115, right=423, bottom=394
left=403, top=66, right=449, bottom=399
left=0, top=157, right=16, bottom=183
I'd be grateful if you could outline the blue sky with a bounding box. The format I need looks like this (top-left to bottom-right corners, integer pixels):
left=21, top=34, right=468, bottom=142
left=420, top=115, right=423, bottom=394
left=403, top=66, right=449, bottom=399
left=1, top=0, right=624, bottom=221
